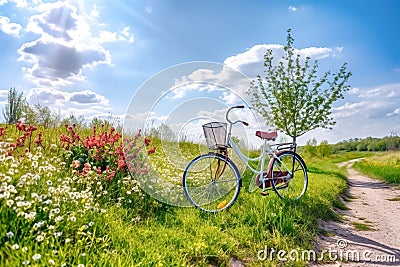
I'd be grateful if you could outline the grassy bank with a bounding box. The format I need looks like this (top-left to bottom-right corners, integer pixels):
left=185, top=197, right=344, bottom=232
left=353, top=151, right=400, bottom=184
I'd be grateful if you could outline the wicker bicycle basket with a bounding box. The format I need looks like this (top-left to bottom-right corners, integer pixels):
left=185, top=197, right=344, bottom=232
left=202, top=122, right=227, bottom=150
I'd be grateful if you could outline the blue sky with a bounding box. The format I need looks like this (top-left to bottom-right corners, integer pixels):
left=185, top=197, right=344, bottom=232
left=0, top=0, right=399, bottom=145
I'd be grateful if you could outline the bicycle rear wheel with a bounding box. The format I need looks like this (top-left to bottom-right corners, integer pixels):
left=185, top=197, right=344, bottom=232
left=271, top=151, right=308, bottom=200
left=183, top=153, right=241, bottom=213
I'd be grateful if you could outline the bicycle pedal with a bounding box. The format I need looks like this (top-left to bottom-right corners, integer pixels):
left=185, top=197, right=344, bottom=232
left=260, top=191, right=269, bottom=196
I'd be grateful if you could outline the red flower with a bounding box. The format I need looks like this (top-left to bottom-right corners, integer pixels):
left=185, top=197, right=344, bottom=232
left=0, top=127, right=6, bottom=137
left=34, top=131, right=43, bottom=146
left=147, top=146, right=156, bottom=155
left=144, top=137, right=151, bottom=146
left=117, top=158, right=126, bottom=171
left=106, top=171, right=116, bottom=182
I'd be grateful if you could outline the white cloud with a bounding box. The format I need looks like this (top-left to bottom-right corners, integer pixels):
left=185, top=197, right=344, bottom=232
left=69, top=90, right=109, bottom=105
left=2, top=0, right=29, bottom=8
left=168, top=43, right=343, bottom=102
left=387, top=108, right=400, bottom=117
left=26, top=2, right=85, bottom=43
left=0, top=16, right=22, bottom=37
left=221, top=91, right=240, bottom=105
left=18, top=39, right=110, bottom=87
left=349, top=87, right=361, bottom=95
left=18, top=2, right=114, bottom=87
left=27, top=87, right=68, bottom=106
left=118, top=26, right=134, bottom=43
left=17, top=1, right=134, bottom=87
left=223, top=44, right=343, bottom=78
left=297, top=47, right=336, bottom=59
left=90, top=4, right=99, bottom=18
left=288, top=5, right=305, bottom=12
left=99, top=30, right=117, bottom=43
left=224, top=44, right=280, bottom=76
left=167, top=64, right=252, bottom=101
left=27, top=87, right=109, bottom=106
left=333, top=100, right=391, bottom=119
left=356, top=83, right=400, bottom=99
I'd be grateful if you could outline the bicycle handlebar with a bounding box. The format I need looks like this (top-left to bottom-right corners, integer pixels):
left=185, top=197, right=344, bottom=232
left=226, top=106, right=249, bottom=126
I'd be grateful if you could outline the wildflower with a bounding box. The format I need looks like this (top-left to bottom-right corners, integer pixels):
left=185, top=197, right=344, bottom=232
left=147, top=146, right=156, bottom=155
left=32, top=254, right=41, bottom=261
left=35, top=131, right=43, bottom=146
left=46, top=180, right=53, bottom=186
left=22, top=247, right=28, bottom=252
left=78, top=264, right=85, bottom=267
left=11, top=244, right=19, bottom=250
left=71, top=160, right=81, bottom=169
left=6, top=232, right=14, bottom=238
left=69, top=216, right=76, bottom=222
left=89, top=221, right=94, bottom=227
left=105, top=171, right=115, bottom=182
left=54, top=232, right=62, bottom=238
left=6, top=199, right=13, bottom=207
left=22, top=260, right=30, bottom=265
left=32, top=221, right=45, bottom=230
left=52, top=208, right=60, bottom=214
left=36, top=235, right=44, bottom=242
left=144, top=137, right=151, bottom=146
left=49, top=259, right=55, bottom=265
left=117, top=158, right=126, bottom=171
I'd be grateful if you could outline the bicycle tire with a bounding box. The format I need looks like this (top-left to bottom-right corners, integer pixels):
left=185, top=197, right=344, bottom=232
left=271, top=151, right=308, bottom=200
left=182, top=153, right=241, bottom=213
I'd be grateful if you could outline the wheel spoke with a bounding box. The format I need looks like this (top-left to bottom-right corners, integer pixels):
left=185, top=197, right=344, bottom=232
left=271, top=151, right=308, bottom=200
left=183, top=153, right=241, bottom=212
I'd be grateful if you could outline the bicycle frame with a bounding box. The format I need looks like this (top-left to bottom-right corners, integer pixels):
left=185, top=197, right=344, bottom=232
left=223, top=109, right=294, bottom=192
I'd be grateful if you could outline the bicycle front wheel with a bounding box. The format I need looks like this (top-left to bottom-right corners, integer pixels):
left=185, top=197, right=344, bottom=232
left=271, top=151, right=308, bottom=200
left=183, top=153, right=241, bottom=213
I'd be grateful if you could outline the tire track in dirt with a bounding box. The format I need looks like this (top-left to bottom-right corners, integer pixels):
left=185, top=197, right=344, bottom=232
left=311, top=159, right=400, bottom=266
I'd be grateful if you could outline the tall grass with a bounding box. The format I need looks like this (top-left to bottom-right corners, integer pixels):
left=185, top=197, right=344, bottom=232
left=353, top=152, right=400, bottom=184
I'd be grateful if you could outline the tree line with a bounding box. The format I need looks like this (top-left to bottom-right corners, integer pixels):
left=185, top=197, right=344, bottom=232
left=332, top=134, right=400, bottom=152
left=301, top=134, right=400, bottom=158
left=1, top=87, right=120, bottom=129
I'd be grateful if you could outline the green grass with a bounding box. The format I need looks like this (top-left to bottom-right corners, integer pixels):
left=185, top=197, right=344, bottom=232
left=387, top=197, right=400, bottom=201
left=353, top=152, right=400, bottom=184
left=329, top=151, right=373, bottom=163
left=352, top=222, right=375, bottom=231
left=0, top=124, right=352, bottom=266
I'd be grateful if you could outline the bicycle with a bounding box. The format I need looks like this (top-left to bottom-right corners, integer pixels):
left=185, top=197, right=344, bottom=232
left=182, top=105, right=308, bottom=212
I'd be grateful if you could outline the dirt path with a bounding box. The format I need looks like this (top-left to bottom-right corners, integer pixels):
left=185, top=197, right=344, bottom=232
left=312, top=159, right=400, bottom=266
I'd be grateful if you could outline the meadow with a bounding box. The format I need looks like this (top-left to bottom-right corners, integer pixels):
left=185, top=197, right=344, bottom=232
left=353, top=152, right=400, bottom=184
left=0, top=121, right=356, bottom=266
